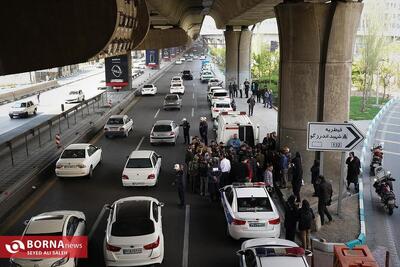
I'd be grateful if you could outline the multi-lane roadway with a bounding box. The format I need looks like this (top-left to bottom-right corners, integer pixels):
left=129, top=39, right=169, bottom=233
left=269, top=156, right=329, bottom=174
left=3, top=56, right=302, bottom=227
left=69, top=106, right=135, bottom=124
left=0, top=59, right=253, bottom=267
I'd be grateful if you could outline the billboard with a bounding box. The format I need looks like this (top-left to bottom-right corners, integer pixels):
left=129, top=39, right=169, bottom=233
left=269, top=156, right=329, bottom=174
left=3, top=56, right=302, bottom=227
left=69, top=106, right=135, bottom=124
left=162, top=48, right=170, bottom=60
left=105, top=55, right=129, bottom=86
left=145, top=49, right=159, bottom=68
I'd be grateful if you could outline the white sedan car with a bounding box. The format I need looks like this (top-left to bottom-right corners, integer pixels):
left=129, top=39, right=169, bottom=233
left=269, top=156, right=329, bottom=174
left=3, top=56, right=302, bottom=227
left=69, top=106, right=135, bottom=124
left=104, top=197, right=164, bottom=267
left=150, top=120, right=180, bottom=145
left=211, top=100, right=233, bottom=119
left=141, top=84, right=157, bottom=96
left=104, top=115, right=133, bottom=138
left=122, top=150, right=162, bottom=187
left=237, top=238, right=310, bottom=267
left=65, top=90, right=85, bottom=103
left=171, top=76, right=183, bottom=85
left=55, top=144, right=102, bottom=178
left=9, top=100, right=37, bottom=118
left=10, top=210, right=86, bottom=267
left=170, top=82, right=185, bottom=94
left=175, top=60, right=182, bottom=65
left=220, top=182, right=281, bottom=240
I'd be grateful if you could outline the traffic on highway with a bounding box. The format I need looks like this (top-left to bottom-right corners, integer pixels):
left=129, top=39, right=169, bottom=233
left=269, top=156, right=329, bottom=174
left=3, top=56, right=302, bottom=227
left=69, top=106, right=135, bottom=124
left=1, top=54, right=310, bottom=267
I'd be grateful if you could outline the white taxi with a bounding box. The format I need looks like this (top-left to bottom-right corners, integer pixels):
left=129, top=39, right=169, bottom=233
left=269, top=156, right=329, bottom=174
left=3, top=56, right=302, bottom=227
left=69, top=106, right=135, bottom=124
left=220, top=183, right=281, bottom=240
left=55, top=144, right=102, bottom=178
left=211, top=100, right=233, bottom=119
left=122, top=150, right=162, bottom=187
left=170, top=82, right=185, bottom=95
left=104, top=197, right=164, bottom=267
left=237, top=238, right=310, bottom=267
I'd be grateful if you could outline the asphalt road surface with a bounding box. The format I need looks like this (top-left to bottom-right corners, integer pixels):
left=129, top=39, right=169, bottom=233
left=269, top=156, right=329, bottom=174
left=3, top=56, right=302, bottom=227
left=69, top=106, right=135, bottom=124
left=0, top=60, right=267, bottom=267
left=365, top=101, right=400, bottom=266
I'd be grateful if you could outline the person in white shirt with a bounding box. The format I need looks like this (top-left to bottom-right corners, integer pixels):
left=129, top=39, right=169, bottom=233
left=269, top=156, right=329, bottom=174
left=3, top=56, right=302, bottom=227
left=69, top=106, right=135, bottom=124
left=220, top=154, right=231, bottom=188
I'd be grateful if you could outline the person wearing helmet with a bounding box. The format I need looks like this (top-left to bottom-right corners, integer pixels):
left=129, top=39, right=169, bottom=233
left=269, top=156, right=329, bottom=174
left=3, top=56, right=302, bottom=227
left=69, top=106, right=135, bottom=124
left=180, top=118, right=191, bottom=144
left=173, top=164, right=186, bottom=208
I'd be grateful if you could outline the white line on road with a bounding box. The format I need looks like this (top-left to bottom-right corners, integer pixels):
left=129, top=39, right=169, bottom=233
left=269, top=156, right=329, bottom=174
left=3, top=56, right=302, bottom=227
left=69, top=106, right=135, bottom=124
left=135, top=136, right=145, bottom=151
left=376, top=138, right=400, bottom=145
left=380, top=122, right=400, bottom=127
left=88, top=204, right=108, bottom=239
left=386, top=115, right=400, bottom=120
left=377, top=130, right=400, bottom=135
left=192, top=92, right=195, bottom=99
left=382, top=150, right=400, bottom=156
left=154, top=108, right=160, bottom=118
left=191, top=108, right=194, bottom=117
left=182, top=205, right=190, bottom=267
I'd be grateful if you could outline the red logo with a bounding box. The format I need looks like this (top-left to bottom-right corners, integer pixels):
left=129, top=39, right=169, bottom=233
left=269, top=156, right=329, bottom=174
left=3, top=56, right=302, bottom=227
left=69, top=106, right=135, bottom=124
left=0, top=236, right=88, bottom=258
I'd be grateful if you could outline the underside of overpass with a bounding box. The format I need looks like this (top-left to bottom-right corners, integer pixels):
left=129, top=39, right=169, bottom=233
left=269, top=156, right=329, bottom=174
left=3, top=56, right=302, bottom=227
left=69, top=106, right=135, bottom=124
left=0, top=0, right=363, bottom=182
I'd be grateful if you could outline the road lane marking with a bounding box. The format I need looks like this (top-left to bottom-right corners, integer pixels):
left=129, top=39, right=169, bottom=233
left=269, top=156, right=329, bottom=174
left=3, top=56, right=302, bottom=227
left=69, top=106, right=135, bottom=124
left=192, top=92, right=195, bottom=99
left=382, top=150, right=400, bottom=156
left=377, top=130, right=400, bottom=135
left=89, top=204, right=108, bottom=239
left=191, top=108, right=194, bottom=117
left=386, top=115, right=400, bottom=120
left=376, top=138, right=400, bottom=145
left=154, top=108, right=160, bottom=118
left=182, top=204, right=190, bottom=267
left=0, top=179, right=57, bottom=235
left=380, top=122, right=400, bottom=127
left=135, top=136, right=145, bottom=151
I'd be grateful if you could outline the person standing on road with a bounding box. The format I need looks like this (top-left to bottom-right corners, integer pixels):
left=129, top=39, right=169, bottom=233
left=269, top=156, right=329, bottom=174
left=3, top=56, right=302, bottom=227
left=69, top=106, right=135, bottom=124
left=173, top=164, right=186, bottom=208
left=233, top=81, right=238, bottom=98
left=228, top=82, right=233, bottom=98
left=244, top=79, right=250, bottom=98
left=284, top=195, right=298, bottom=242
left=263, top=89, right=269, bottom=108
left=188, top=156, right=199, bottom=193
left=180, top=118, right=191, bottom=144
left=239, top=84, right=243, bottom=98
left=310, top=160, right=320, bottom=197
left=208, top=158, right=222, bottom=202
left=317, top=175, right=333, bottom=225
left=247, top=95, right=256, bottom=116
left=199, top=117, right=208, bottom=145
left=298, top=199, right=315, bottom=249
left=291, top=152, right=303, bottom=203
left=198, top=155, right=209, bottom=197
left=346, top=152, right=361, bottom=192
left=37, top=92, right=41, bottom=103
left=220, top=154, right=231, bottom=188
left=228, top=133, right=241, bottom=151
left=267, top=89, right=273, bottom=109
left=279, top=149, right=289, bottom=188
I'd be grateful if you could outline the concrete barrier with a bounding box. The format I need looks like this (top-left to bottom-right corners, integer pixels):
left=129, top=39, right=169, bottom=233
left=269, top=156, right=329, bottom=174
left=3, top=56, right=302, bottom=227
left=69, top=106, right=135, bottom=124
left=0, top=80, right=59, bottom=103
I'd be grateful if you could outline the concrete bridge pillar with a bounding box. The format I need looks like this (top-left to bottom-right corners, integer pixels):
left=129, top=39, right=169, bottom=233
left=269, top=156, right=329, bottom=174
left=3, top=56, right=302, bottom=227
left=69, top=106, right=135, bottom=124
left=224, top=26, right=252, bottom=88
left=275, top=1, right=363, bottom=180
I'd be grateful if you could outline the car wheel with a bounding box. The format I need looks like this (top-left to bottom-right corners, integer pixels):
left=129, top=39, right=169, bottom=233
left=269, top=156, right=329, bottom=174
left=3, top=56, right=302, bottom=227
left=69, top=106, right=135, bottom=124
left=9, top=115, right=13, bottom=119
left=82, top=97, right=85, bottom=101
left=87, top=166, right=93, bottom=178
left=33, top=109, right=37, bottom=115
left=25, top=112, right=29, bottom=118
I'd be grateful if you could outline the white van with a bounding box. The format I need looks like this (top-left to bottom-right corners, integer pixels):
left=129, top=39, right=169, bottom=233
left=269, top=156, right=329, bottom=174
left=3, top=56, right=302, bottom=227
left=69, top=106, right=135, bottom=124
left=215, top=111, right=260, bottom=147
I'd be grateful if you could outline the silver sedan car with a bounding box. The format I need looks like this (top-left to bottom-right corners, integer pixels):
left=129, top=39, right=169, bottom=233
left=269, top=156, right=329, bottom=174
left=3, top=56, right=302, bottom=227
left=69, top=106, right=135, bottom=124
left=150, top=120, right=180, bottom=145
left=163, top=94, right=182, bottom=110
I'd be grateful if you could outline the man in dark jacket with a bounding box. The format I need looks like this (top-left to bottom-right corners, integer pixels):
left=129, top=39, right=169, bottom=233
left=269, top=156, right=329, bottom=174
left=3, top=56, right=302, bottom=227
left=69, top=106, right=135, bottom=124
left=346, top=152, right=361, bottom=192
left=298, top=199, right=315, bottom=249
left=208, top=159, right=222, bottom=201
left=180, top=118, right=191, bottom=144
left=310, top=160, right=320, bottom=197
left=173, top=164, right=186, bottom=208
left=317, top=175, right=333, bottom=225
left=244, top=79, right=250, bottom=98
left=199, top=117, right=208, bottom=145
left=284, top=195, right=298, bottom=241
left=291, top=152, right=303, bottom=203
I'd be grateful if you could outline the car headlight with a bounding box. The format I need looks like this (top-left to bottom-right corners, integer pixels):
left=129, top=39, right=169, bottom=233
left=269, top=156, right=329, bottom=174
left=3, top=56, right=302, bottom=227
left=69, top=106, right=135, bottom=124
left=51, top=255, right=69, bottom=267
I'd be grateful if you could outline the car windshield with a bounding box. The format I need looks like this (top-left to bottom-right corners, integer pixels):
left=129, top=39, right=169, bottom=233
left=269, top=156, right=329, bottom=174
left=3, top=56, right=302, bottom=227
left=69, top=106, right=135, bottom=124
left=143, top=85, right=153, bottom=88
left=69, top=91, right=79, bottom=95
left=237, top=197, right=273, bottom=212
left=13, top=103, right=26, bottom=108
left=153, top=125, right=172, bottom=132
left=165, top=95, right=178, bottom=101
left=172, top=78, right=180, bottom=81
left=126, top=158, right=152, bottom=168
left=61, top=149, right=85, bottom=159
left=216, top=103, right=230, bottom=108
left=210, top=79, right=218, bottom=83
left=172, top=83, right=182, bottom=87
left=107, top=118, right=124, bottom=125
left=203, top=72, right=212, bottom=76
left=214, top=92, right=227, bottom=97
left=183, top=70, right=190, bottom=74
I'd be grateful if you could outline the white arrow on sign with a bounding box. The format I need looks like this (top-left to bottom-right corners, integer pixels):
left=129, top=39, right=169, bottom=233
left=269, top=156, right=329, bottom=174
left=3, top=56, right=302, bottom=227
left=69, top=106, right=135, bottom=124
left=307, top=122, right=365, bottom=152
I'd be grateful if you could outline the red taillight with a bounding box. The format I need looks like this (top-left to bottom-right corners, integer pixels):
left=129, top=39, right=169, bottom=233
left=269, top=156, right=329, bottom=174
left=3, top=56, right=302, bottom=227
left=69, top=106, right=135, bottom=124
left=170, top=132, right=175, bottom=136
left=119, top=127, right=124, bottom=131
left=232, top=219, right=246, bottom=225
left=214, top=109, right=219, bottom=112
left=106, top=243, right=121, bottom=252
left=269, top=217, right=280, bottom=225
left=147, top=173, right=155, bottom=179
left=122, top=174, right=129, bottom=180
left=144, top=236, right=160, bottom=250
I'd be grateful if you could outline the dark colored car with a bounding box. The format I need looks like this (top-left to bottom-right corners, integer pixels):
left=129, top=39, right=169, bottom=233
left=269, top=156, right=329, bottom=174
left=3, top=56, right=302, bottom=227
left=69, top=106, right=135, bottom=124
left=182, top=70, right=193, bottom=80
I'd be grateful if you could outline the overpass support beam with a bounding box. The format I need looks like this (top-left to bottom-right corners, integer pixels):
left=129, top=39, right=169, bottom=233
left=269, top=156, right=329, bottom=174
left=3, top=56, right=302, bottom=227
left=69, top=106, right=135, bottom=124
left=224, top=26, right=252, bottom=88
left=275, top=1, right=363, bottom=180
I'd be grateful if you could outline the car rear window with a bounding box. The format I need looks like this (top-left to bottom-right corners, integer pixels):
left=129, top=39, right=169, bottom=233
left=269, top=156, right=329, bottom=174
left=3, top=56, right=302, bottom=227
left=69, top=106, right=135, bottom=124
left=112, top=201, right=155, bottom=236
left=143, top=85, right=153, bottom=88
left=165, top=95, right=178, bottom=101
left=214, top=92, right=227, bottom=97
left=126, top=158, right=152, bottom=168
left=172, top=83, right=182, bottom=87
left=183, top=70, right=190, bottom=74
left=61, top=149, right=85, bottom=159
left=153, top=125, right=172, bottom=132
left=237, top=197, right=273, bottom=212
left=172, top=77, right=180, bottom=81
left=69, top=91, right=79, bottom=95
left=107, top=118, right=124, bottom=125
left=216, top=103, right=230, bottom=108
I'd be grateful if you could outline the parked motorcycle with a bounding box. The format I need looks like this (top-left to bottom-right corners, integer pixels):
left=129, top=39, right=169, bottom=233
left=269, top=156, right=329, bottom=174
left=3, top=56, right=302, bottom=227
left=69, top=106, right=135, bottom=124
left=370, top=144, right=383, bottom=176
left=373, top=169, right=398, bottom=215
